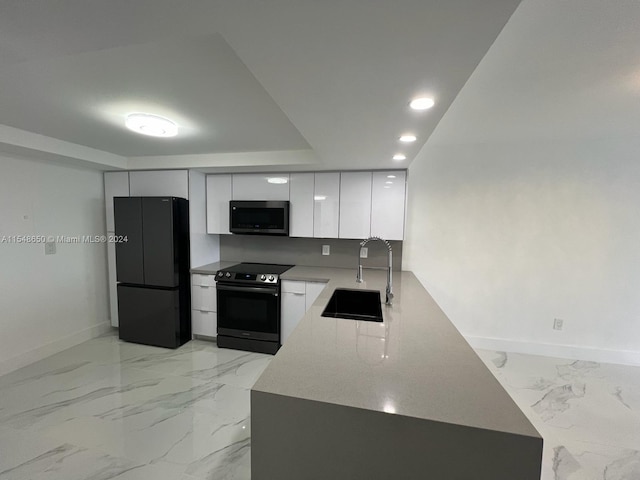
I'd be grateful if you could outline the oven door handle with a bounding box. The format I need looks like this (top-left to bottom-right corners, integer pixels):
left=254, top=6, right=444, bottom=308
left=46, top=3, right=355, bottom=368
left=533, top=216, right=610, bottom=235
left=216, top=284, right=278, bottom=295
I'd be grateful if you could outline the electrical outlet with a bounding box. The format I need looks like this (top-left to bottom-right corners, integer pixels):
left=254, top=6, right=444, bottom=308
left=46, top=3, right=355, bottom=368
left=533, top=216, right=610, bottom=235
left=45, top=241, right=56, bottom=255
left=322, top=245, right=330, bottom=256
left=360, top=247, right=368, bottom=258
left=553, top=318, right=564, bottom=331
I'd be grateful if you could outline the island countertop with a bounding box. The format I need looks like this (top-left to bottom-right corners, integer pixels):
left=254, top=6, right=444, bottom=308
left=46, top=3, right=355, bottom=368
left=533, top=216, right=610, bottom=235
left=254, top=265, right=541, bottom=439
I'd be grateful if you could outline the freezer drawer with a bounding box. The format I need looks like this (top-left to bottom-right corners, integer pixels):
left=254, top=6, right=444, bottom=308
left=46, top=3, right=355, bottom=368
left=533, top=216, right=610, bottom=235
left=117, top=285, right=190, bottom=348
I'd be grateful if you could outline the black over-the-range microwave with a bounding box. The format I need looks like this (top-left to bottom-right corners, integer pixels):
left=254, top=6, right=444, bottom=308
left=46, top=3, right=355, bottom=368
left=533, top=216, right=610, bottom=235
left=229, top=200, right=290, bottom=236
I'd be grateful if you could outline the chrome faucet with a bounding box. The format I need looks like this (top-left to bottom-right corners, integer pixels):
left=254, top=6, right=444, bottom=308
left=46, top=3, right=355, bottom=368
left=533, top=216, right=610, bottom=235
left=356, top=236, right=393, bottom=305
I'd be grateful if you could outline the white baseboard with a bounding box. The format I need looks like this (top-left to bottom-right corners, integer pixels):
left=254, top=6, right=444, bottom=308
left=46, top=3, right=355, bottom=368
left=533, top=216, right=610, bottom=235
left=0, top=321, right=113, bottom=377
left=465, top=335, right=640, bottom=367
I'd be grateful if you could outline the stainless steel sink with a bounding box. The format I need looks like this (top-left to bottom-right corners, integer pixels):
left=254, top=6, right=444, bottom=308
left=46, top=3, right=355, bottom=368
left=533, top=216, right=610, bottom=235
left=321, top=288, right=383, bottom=322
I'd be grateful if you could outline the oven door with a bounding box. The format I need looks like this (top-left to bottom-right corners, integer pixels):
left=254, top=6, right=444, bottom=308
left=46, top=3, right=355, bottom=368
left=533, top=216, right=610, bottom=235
left=216, top=283, right=280, bottom=342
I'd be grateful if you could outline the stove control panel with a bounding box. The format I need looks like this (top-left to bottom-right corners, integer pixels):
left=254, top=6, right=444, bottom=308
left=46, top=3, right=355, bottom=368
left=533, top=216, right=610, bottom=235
left=215, top=270, right=280, bottom=284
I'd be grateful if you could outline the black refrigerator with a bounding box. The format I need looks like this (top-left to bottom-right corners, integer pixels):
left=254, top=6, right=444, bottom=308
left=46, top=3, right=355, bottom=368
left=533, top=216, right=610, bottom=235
left=114, top=196, right=191, bottom=348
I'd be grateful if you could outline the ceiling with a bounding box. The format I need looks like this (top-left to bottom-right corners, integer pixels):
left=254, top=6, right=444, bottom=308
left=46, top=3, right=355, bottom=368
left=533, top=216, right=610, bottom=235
left=427, top=0, right=640, bottom=149
left=0, top=0, right=522, bottom=172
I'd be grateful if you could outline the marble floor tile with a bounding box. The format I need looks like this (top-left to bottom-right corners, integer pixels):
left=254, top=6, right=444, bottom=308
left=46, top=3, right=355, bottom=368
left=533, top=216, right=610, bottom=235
left=2, top=332, right=639, bottom=480
left=0, top=333, right=268, bottom=480
left=476, top=348, right=640, bottom=479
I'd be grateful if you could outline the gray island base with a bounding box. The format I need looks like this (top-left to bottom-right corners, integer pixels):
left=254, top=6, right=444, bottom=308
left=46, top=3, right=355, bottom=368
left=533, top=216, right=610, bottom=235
left=251, top=267, right=543, bottom=479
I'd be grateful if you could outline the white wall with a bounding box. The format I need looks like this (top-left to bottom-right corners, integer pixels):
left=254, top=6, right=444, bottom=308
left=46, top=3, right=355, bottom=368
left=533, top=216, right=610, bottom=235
left=403, top=0, right=640, bottom=365
left=0, top=154, right=111, bottom=375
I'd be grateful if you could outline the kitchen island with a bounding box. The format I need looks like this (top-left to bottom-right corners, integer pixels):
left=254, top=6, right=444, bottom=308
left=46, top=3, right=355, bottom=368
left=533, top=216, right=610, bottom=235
left=252, top=266, right=543, bottom=479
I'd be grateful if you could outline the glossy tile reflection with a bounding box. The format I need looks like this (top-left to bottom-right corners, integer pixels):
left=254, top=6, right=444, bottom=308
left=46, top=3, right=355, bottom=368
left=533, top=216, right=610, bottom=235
left=3, top=332, right=639, bottom=480
left=475, top=349, right=640, bottom=480
left=0, top=333, right=271, bottom=480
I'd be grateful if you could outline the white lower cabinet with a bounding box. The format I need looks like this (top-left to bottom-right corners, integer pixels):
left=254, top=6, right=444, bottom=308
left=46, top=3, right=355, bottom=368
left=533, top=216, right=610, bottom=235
left=281, top=291, right=306, bottom=344
left=281, top=280, right=327, bottom=344
left=191, top=310, right=217, bottom=337
left=305, top=282, right=326, bottom=310
left=191, top=274, right=217, bottom=337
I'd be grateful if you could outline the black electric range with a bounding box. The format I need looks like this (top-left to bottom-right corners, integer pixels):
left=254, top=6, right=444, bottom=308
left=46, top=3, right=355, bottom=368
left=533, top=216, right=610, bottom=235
left=215, top=263, right=294, bottom=354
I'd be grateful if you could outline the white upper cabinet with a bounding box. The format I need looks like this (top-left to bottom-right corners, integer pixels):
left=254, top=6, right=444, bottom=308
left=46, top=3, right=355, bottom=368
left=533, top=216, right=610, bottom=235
left=313, top=173, right=340, bottom=238
left=232, top=173, right=290, bottom=200
left=104, top=171, right=130, bottom=232
left=206, top=174, right=232, bottom=234
left=339, top=172, right=372, bottom=239
left=371, top=171, right=406, bottom=241
left=129, top=170, right=189, bottom=199
left=203, top=170, right=406, bottom=239
left=289, top=173, right=314, bottom=238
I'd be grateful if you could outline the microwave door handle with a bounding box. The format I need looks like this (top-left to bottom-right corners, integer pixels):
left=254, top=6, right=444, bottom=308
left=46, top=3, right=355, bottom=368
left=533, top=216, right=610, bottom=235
left=216, top=284, right=278, bottom=294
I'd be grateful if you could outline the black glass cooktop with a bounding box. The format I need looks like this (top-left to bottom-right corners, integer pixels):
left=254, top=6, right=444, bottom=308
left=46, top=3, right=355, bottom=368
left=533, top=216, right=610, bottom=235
left=224, top=263, right=294, bottom=275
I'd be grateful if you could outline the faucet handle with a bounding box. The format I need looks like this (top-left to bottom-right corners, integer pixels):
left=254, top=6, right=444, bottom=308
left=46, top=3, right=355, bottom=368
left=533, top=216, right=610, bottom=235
left=385, top=290, right=394, bottom=306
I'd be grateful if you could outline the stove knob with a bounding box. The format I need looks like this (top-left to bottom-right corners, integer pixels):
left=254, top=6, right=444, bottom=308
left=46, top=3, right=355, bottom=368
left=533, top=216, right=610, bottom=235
left=269, top=275, right=275, bottom=282
left=260, top=275, right=267, bottom=281
left=225, top=272, right=231, bottom=278
left=217, top=272, right=223, bottom=278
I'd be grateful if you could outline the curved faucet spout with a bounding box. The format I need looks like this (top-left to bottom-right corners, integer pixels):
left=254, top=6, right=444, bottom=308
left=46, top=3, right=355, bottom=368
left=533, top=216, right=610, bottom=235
left=356, top=236, right=393, bottom=305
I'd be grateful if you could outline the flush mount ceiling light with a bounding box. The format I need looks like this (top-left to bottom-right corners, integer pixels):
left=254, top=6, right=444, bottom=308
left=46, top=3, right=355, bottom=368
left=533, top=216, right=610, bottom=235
left=267, top=177, right=288, bottom=184
left=399, top=134, right=417, bottom=143
left=393, top=154, right=406, bottom=161
left=409, top=97, right=435, bottom=110
left=125, top=113, right=178, bottom=137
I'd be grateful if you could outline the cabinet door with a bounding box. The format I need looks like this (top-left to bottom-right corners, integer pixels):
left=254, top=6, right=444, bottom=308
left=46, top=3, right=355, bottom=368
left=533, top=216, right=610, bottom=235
left=313, top=173, right=340, bottom=238
left=206, top=174, right=232, bottom=234
left=371, top=171, right=406, bottom=241
left=289, top=173, right=314, bottom=238
left=129, top=170, right=189, bottom=199
left=232, top=173, right=290, bottom=200
left=281, top=291, right=306, bottom=344
left=305, top=281, right=327, bottom=310
left=339, top=172, right=372, bottom=239
left=104, top=171, right=130, bottom=232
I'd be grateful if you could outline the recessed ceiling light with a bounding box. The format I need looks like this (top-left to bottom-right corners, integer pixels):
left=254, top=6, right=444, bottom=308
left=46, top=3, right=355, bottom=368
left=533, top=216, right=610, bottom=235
left=409, top=97, right=435, bottom=110
left=125, top=113, right=178, bottom=137
left=387, top=175, right=396, bottom=179
left=393, top=154, right=406, bottom=161
left=267, top=177, right=288, bottom=184
left=399, top=134, right=417, bottom=143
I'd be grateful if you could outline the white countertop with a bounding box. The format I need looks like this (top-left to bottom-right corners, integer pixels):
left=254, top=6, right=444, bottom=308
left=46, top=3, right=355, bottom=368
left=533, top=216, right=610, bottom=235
left=254, top=265, right=541, bottom=439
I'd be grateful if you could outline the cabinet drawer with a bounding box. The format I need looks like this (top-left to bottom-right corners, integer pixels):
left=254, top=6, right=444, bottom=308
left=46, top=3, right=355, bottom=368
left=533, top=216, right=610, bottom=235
left=281, top=280, right=305, bottom=294
left=192, top=310, right=217, bottom=337
left=192, top=274, right=217, bottom=287
left=192, top=284, right=217, bottom=311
